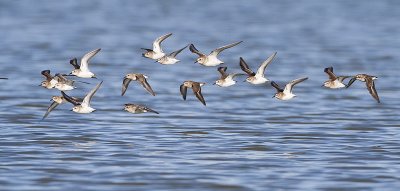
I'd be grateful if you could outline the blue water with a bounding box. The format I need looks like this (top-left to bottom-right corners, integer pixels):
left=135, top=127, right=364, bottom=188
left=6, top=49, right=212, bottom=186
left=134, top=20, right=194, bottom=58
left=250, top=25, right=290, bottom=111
left=1, top=0, right=400, bottom=190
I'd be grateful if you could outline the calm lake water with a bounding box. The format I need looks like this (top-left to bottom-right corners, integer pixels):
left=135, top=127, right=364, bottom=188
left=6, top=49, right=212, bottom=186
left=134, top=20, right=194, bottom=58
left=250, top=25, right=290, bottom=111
left=1, top=0, right=400, bottom=190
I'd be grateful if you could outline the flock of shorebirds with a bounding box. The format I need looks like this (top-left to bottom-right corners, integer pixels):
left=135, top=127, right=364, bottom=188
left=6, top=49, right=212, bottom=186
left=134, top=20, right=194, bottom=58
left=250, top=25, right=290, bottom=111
left=0, top=33, right=381, bottom=120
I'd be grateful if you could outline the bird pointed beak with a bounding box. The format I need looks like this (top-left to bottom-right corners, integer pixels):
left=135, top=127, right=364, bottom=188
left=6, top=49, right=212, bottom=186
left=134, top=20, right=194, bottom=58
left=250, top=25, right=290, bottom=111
left=92, top=76, right=97, bottom=79
left=213, top=82, right=216, bottom=85
left=70, top=109, right=73, bottom=111
left=194, top=60, right=198, bottom=63
left=321, top=84, right=324, bottom=87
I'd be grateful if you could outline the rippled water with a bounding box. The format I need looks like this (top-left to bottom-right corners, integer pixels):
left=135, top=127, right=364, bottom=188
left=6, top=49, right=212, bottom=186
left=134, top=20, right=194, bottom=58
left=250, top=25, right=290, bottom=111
left=1, top=0, right=400, bottom=190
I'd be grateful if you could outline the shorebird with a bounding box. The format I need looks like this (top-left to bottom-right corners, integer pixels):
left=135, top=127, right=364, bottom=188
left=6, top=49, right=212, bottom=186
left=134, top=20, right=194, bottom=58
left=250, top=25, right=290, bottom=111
left=322, top=67, right=351, bottom=89
left=39, top=70, right=59, bottom=89
left=69, top=48, right=101, bottom=78
left=142, top=33, right=172, bottom=60
left=42, top=95, right=82, bottom=120
left=54, top=74, right=76, bottom=91
left=122, top=73, right=155, bottom=96
left=156, top=45, right=188, bottom=65
left=346, top=74, right=380, bottom=103
left=271, top=77, right=308, bottom=100
left=180, top=81, right=206, bottom=106
left=62, top=81, right=103, bottom=113
left=189, top=41, right=242, bottom=66
left=124, top=104, right=159, bottom=114
left=240, top=52, right=277, bottom=84
left=214, top=67, right=244, bottom=87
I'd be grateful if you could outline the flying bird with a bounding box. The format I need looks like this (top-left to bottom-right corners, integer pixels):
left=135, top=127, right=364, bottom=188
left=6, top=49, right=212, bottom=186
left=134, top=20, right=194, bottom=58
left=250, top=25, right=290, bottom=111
left=214, top=66, right=244, bottom=87
left=42, top=95, right=82, bottom=120
left=189, top=41, right=242, bottom=66
left=346, top=74, right=380, bottom=103
left=39, top=70, right=59, bottom=89
left=121, top=73, right=155, bottom=96
left=54, top=74, right=76, bottom=91
left=124, top=104, right=159, bottom=114
left=180, top=81, right=206, bottom=106
left=271, top=77, right=308, bottom=100
left=322, top=67, right=351, bottom=89
left=69, top=48, right=101, bottom=78
left=240, top=52, right=277, bottom=84
left=62, top=81, right=103, bottom=113
left=142, top=33, right=173, bottom=60
left=156, top=45, right=188, bottom=65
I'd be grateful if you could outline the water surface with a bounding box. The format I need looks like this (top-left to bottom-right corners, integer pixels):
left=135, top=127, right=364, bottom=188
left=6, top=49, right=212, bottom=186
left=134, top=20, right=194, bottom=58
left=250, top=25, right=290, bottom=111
left=1, top=0, right=400, bottom=190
